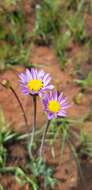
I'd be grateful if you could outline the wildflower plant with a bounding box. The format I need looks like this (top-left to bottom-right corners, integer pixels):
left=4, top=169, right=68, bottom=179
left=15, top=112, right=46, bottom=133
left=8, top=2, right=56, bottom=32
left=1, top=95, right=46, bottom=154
left=39, top=91, right=69, bottom=156
left=19, top=68, right=54, bottom=159
left=19, top=68, right=69, bottom=159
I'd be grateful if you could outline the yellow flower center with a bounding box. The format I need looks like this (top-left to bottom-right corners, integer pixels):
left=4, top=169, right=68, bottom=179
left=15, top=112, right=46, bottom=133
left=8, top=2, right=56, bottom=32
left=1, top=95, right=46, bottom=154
left=27, top=79, right=43, bottom=92
left=48, top=100, right=60, bottom=113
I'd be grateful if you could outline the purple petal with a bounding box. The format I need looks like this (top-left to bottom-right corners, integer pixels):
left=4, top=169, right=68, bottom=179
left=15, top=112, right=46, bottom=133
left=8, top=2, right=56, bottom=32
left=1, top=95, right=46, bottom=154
left=38, top=70, right=45, bottom=78
left=61, top=104, right=70, bottom=109
left=38, top=92, right=42, bottom=97
left=26, top=69, right=32, bottom=81
left=42, top=85, right=54, bottom=90
left=34, top=69, right=38, bottom=77
left=21, top=88, right=29, bottom=95
left=48, top=112, right=54, bottom=120
left=59, top=96, right=67, bottom=103
left=43, top=73, right=50, bottom=82
left=57, top=111, right=66, bottom=117
left=43, top=94, right=49, bottom=102
left=52, top=91, right=58, bottom=100
left=49, top=91, right=53, bottom=99
left=31, top=68, right=37, bottom=79
left=58, top=92, right=63, bottom=102
left=43, top=76, right=51, bottom=86
left=19, top=73, right=27, bottom=84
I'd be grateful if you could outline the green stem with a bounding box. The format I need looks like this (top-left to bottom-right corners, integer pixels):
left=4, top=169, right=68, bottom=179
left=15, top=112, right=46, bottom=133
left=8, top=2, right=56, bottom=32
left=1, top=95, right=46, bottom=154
left=28, top=95, right=37, bottom=159
left=39, top=120, right=51, bottom=157
left=33, top=95, right=36, bottom=133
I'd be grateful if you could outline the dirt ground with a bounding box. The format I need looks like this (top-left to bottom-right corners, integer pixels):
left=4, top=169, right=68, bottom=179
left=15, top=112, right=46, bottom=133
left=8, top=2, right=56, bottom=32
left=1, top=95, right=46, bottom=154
left=0, top=0, right=92, bottom=190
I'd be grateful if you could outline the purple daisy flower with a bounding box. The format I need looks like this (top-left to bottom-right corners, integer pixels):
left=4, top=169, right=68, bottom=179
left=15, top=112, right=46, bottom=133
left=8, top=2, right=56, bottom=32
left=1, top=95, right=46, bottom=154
left=19, top=68, right=54, bottom=96
left=43, top=91, right=69, bottom=120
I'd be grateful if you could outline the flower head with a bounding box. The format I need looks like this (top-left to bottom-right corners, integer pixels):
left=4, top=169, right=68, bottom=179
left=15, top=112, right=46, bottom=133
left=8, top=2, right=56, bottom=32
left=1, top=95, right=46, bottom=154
left=19, top=68, right=54, bottom=96
left=43, top=91, right=69, bottom=120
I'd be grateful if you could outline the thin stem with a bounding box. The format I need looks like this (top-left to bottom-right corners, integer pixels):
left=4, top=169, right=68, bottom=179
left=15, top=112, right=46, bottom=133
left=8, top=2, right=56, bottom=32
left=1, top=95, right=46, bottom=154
left=39, top=120, right=51, bottom=157
left=28, top=95, right=37, bottom=159
left=10, top=86, right=29, bottom=129
left=33, top=95, right=37, bottom=133
left=31, top=95, right=37, bottom=146
left=0, top=81, right=29, bottom=130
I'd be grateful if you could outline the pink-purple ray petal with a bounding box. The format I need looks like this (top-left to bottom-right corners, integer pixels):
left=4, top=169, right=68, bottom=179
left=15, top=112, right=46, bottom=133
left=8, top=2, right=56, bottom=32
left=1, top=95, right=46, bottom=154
left=43, top=91, right=69, bottom=120
left=19, top=68, right=54, bottom=96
